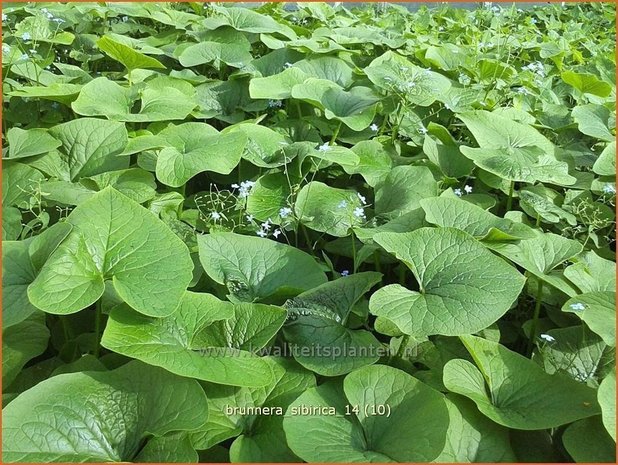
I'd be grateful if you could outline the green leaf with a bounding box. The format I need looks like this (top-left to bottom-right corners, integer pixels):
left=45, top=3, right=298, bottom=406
left=344, top=140, right=393, bottom=187
left=28, top=187, right=193, bottom=317
left=101, top=291, right=280, bottom=387
left=562, top=70, right=613, bottom=97
left=249, top=67, right=308, bottom=100
left=3, top=312, right=49, bottom=387
left=179, top=29, right=253, bottom=69
left=369, top=227, right=525, bottom=337
left=283, top=365, right=449, bottom=462
left=193, top=358, right=314, bottom=460
left=49, top=118, right=129, bottom=181
left=197, top=232, right=327, bottom=303
left=458, top=110, right=575, bottom=185
left=420, top=196, right=536, bottom=241
left=2, top=241, right=38, bottom=328
left=155, top=126, right=247, bottom=187
left=536, top=325, right=607, bottom=382
left=2, top=161, right=45, bottom=208
left=81, top=168, right=157, bottom=204
left=134, top=433, right=198, bottom=463
left=598, top=370, right=616, bottom=441
left=294, top=56, right=353, bottom=88
left=564, top=251, right=616, bottom=293
left=6, top=127, right=61, bottom=159
left=594, top=141, right=616, bottom=176
left=245, top=173, right=292, bottom=223
left=436, top=395, right=516, bottom=462
left=375, top=166, right=438, bottom=219
left=572, top=104, right=615, bottom=142
left=295, top=181, right=366, bottom=237
left=72, top=77, right=197, bottom=122
left=563, top=292, right=616, bottom=347
left=487, top=231, right=582, bottom=296
left=283, top=272, right=383, bottom=375
left=365, top=51, right=451, bottom=106
left=443, top=335, right=601, bottom=429
left=98, top=35, right=166, bottom=71
left=223, top=123, right=288, bottom=168
left=2, top=361, right=208, bottom=462
left=2, top=207, right=22, bottom=241
left=563, top=416, right=616, bottom=463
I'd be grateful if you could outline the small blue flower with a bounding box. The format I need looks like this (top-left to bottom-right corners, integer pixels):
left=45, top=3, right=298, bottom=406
left=340, top=270, right=350, bottom=277
left=569, top=302, right=585, bottom=311
left=21, top=32, right=31, bottom=41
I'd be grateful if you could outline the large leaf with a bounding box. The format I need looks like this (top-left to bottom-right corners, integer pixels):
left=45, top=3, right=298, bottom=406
left=283, top=365, right=449, bottom=462
left=295, top=181, right=367, bottom=237
left=72, top=76, right=197, bottom=122
left=443, top=335, right=601, bottom=429
left=369, top=227, right=525, bottom=337
left=178, top=27, right=253, bottom=69
left=562, top=416, right=616, bottom=463
left=420, top=196, right=535, bottom=241
left=374, top=166, right=438, bottom=219
left=598, top=370, right=616, bottom=441
left=49, top=118, right=129, bottom=181
left=2, top=361, right=208, bottom=462
left=249, top=67, right=308, bottom=100
left=98, top=35, right=166, bottom=71
left=2, top=312, right=50, bottom=387
left=101, top=292, right=281, bottom=387
left=458, top=110, right=575, bottom=185
left=154, top=124, right=247, bottom=187
left=571, top=104, right=615, bottom=142
left=436, top=395, right=516, bottom=462
left=487, top=231, right=583, bottom=296
left=5, top=127, right=61, bottom=159
left=283, top=272, right=383, bottom=376
left=563, top=292, right=616, bottom=347
left=193, top=358, right=314, bottom=461
left=365, top=51, right=451, bottom=106
left=564, top=251, right=616, bottom=293
left=197, top=232, right=327, bottom=303
left=28, top=187, right=193, bottom=317
left=562, top=70, right=613, bottom=97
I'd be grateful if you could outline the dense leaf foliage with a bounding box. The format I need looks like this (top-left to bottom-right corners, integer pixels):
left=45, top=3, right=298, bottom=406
left=2, top=2, right=616, bottom=463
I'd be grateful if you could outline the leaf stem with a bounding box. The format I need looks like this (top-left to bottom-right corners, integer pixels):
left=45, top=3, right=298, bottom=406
left=527, top=280, right=544, bottom=356
left=93, top=300, right=102, bottom=358
left=330, top=121, right=342, bottom=145
left=506, top=180, right=515, bottom=212
left=396, top=335, right=410, bottom=358
left=351, top=230, right=357, bottom=273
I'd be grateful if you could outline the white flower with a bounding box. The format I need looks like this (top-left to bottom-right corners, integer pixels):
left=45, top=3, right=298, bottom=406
left=458, top=73, right=471, bottom=85
left=2, top=13, right=7, bottom=21
left=318, top=142, right=331, bottom=152
left=341, top=270, right=350, bottom=277
left=464, top=185, right=473, bottom=194
left=268, top=100, right=282, bottom=108
left=454, top=188, right=463, bottom=197
left=539, top=334, right=556, bottom=342
left=438, top=26, right=444, bottom=31
left=284, top=62, right=293, bottom=69
left=602, top=184, right=616, bottom=194
left=52, top=18, right=63, bottom=23
left=279, top=207, right=292, bottom=218
left=19, top=54, right=28, bottom=61
left=256, top=229, right=268, bottom=238
left=246, top=214, right=254, bottom=222
left=569, top=302, right=586, bottom=311
left=21, top=32, right=31, bottom=41
left=531, top=18, right=537, bottom=24
left=516, top=87, right=528, bottom=95
left=238, top=180, right=256, bottom=198
left=2, top=44, right=10, bottom=54
left=418, top=126, right=428, bottom=135
left=353, top=207, right=366, bottom=219
left=210, top=211, right=221, bottom=220
left=273, top=229, right=282, bottom=238
left=231, top=183, right=240, bottom=189
left=337, top=200, right=348, bottom=209
left=357, top=193, right=367, bottom=205
left=370, top=123, right=379, bottom=132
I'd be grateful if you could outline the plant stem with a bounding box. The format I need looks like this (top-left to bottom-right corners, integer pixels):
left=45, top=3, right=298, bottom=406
left=330, top=121, right=342, bottom=145
left=527, top=280, right=544, bottom=356
left=506, top=180, right=515, bottom=212
left=351, top=230, right=357, bottom=273
left=396, top=335, right=410, bottom=358
left=301, top=224, right=314, bottom=256
left=93, top=300, right=102, bottom=358
left=399, top=264, right=406, bottom=285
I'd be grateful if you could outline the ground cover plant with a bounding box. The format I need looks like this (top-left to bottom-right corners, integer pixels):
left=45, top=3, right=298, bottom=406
left=1, top=1, right=616, bottom=463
